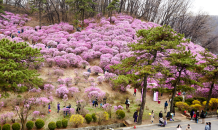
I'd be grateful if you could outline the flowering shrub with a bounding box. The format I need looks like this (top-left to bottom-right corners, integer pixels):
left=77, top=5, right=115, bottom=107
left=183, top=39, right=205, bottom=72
left=65, top=77, right=73, bottom=87
left=103, top=112, right=109, bottom=121
left=32, top=111, right=40, bottom=120
left=97, top=76, right=104, bottom=84
left=29, top=88, right=41, bottom=93
left=79, top=60, right=90, bottom=69
left=56, top=86, right=69, bottom=97
left=70, top=114, right=84, bottom=127
left=175, top=102, right=189, bottom=110
left=192, top=100, right=201, bottom=105
left=104, top=73, right=117, bottom=81
left=83, top=72, right=90, bottom=80
left=62, top=94, right=68, bottom=105
left=44, top=84, right=55, bottom=92
left=114, top=105, right=124, bottom=111
left=102, top=103, right=112, bottom=111
left=68, top=87, right=79, bottom=97
left=91, top=66, right=103, bottom=74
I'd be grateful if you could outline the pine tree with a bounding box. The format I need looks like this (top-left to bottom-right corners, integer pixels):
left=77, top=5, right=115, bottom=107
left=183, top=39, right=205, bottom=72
left=67, top=0, right=96, bottom=28
left=0, top=39, right=44, bottom=97
left=107, top=0, right=119, bottom=23
left=164, top=50, right=201, bottom=112
left=198, top=50, right=218, bottom=111
left=111, top=25, right=188, bottom=124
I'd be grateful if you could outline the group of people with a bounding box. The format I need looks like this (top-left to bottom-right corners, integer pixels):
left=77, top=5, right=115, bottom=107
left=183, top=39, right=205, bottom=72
left=190, top=109, right=206, bottom=124
left=92, top=97, right=107, bottom=108
left=48, top=102, right=82, bottom=115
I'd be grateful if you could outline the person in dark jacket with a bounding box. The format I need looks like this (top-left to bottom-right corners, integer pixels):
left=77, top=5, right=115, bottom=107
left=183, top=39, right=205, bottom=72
left=200, top=110, right=205, bottom=124
left=159, top=111, right=163, bottom=118
left=57, top=102, right=60, bottom=113
left=133, top=110, right=138, bottom=123
left=190, top=109, right=194, bottom=121
left=195, top=111, right=199, bottom=123
left=164, top=101, right=168, bottom=113
left=76, top=102, right=81, bottom=114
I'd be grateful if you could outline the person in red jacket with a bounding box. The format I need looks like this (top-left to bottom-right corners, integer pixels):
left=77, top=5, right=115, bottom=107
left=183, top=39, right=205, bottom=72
left=133, top=88, right=137, bottom=96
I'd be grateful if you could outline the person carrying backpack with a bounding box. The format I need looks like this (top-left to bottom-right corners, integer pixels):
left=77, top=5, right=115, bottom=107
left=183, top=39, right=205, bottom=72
left=133, top=110, right=138, bottom=123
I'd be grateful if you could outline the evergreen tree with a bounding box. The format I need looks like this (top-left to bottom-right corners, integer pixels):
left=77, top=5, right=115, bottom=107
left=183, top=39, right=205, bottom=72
left=0, top=0, right=6, bottom=19
left=0, top=39, right=44, bottom=97
left=107, top=0, right=119, bottom=23
left=164, top=50, right=201, bottom=112
left=67, top=0, right=95, bottom=28
left=111, top=25, right=188, bottom=124
left=198, top=50, right=218, bottom=111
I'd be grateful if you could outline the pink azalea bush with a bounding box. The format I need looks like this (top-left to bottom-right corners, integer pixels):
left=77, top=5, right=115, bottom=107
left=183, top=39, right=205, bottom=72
left=114, top=105, right=124, bottom=111
left=56, top=86, right=69, bottom=97
left=91, top=66, right=103, bottom=74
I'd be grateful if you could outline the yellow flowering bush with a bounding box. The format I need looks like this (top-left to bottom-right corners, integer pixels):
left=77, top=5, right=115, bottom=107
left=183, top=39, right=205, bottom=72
left=203, top=101, right=207, bottom=106
left=190, top=104, right=202, bottom=110
left=192, top=100, right=201, bottom=105
left=175, top=102, right=189, bottom=110
left=70, top=114, right=84, bottom=127
left=103, top=112, right=109, bottom=121
left=209, top=98, right=218, bottom=108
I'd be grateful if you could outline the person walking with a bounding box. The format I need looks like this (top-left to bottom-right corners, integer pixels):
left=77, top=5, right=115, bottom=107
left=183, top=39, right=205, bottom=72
left=133, top=110, right=138, bottom=123
left=205, top=122, right=210, bottom=130
left=209, top=122, right=211, bottom=130
left=95, top=97, right=98, bottom=107
left=150, top=110, right=154, bottom=124
left=195, top=111, right=199, bottom=123
left=125, top=98, right=130, bottom=109
left=190, top=109, right=194, bottom=121
left=186, top=124, right=192, bottom=130
left=200, top=110, right=205, bottom=124
left=177, top=124, right=182, bottom=130
left=133, top=88, right=137, bottom=96
left=57, top=102, right=60, bottom=113
left=76, top=102, right=81, bottom=114
left=103, top=97, right=107, bottom=105
left=48, top=103, right=51, bottom=114
left=159, top=111, right=163, bottom=119
left=164, top=101, right=168, bottom=113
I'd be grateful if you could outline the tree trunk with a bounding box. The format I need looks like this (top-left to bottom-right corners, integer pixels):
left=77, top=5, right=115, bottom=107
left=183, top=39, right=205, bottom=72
left=119, top=0, right=123, bottom=13
left=39, top=1, right=42, bottom=28
left=137, top=74, right=148, bottom=124
left=82, top=10, right=84, bottom=29
left=170, top=69, right=183, bottom=112
left=205, top=83, right=214, bottom=111
left=21, top=119, right=26, bottom=130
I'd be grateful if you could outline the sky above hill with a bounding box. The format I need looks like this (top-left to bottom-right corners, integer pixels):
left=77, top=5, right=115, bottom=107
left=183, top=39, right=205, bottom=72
left=192, top=0, right=218, bottom=15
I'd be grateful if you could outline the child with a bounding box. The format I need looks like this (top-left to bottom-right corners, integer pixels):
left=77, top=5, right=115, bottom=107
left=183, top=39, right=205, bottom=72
left=48, top=103, right=51, bottom=114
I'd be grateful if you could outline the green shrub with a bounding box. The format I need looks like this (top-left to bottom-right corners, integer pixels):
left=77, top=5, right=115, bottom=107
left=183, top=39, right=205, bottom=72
left=0, top=125, right=1, bottom=130
left=185, top=98, right=194, bottom=105
left=2, top=124, right=10, bottom=130
left=62, top=119, right=68, bottom=128
left=92, top=113, right=97, bottom=122
left=12, top=123, right=20, bottom=130
left=193, top=97, right=207, bottom=103
left=56, top=121, right=62, bottom=128
left=35, top=119, right=45, bottom=129
left=116, top=110, right=125, bottom=119
left=174, top=97, right=183, bottom=104
left=85, top=114, right=92, bottom=124
left=26, top=121, right=34, bottom=130
left=48, top=122, right=56, bottom=130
